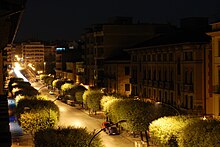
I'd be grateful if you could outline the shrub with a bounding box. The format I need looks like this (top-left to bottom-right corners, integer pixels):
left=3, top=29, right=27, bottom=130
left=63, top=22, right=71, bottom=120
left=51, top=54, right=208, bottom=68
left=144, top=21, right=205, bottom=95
left=34, top=126, right=103, bottom=147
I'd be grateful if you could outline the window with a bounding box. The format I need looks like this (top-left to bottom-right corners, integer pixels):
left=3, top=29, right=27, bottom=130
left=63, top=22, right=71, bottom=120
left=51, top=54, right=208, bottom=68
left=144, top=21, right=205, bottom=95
left=190, top=71, right=193, bottom=84
left=163, top=54, right=167, bottom=62
left=143, top=55, right=146, bottom=62
left=184, top=71, right=188, bottom=84
left=125, top=84, right=130, bottom=91
left=148, top=69, right=151, bottom=80
left=152, top=54, right=156, bottom=62
left=147, top=55, right=151, bottom=61
left=184, top=52, right=193, bottom=61
left=169, top=53, right=173, bottom=61
left=157, top=54, right=161, bottom=62
left=125, top=66, right=130, bottom=75
left=132, top=55, right=137, bottom=62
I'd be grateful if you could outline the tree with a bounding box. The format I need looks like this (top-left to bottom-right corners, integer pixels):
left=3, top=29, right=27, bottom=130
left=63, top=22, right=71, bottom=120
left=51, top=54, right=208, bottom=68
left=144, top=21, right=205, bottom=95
left=39, top=74, right=47, bottom=81
left=19, top=108, right=58, bottom=136
left=8, top=77, right=24, bottom=97
left=52, top=79, right=64, bottom=91
left=61, top=83, right=74, bottom=95
left=16, top=98, right=60, bottom=136
left=34, top=126, right=103, bottom=147
left=83, top=90, right=103, bottom=114
left=75, top=91, right=85, bottom=107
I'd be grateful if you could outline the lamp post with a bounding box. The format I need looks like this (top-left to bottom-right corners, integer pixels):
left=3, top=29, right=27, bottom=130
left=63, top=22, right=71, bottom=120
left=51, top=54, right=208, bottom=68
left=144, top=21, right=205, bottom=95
left=155, top=102, right=180, bottom=115
left=88, top=120, right=126, bottom=147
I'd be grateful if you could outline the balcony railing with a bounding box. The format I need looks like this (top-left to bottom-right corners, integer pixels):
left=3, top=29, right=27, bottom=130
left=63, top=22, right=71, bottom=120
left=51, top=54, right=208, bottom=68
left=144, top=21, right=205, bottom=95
left=153, top=81, right=158, bottom=87
left=159, top=81, right=164, bottom=88
left=183, top=84, right=194, bottom=92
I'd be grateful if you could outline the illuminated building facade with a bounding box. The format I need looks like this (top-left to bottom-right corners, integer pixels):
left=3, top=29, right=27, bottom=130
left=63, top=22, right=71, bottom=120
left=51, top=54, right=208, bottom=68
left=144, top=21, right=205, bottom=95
left=81, top=17, right=176, bottom=87
left=126, top=18, right=211, bottom=115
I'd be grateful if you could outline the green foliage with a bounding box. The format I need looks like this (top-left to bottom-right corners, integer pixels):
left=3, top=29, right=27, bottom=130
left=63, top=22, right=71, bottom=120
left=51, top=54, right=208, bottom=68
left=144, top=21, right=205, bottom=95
left=52, top=79, right=64, bottom=90
left=104, top=99, right=156, bottom=132
left=178, top=119, right=220, bottom=147
left=16, top=98, right=60, bottom=134
left=82, top=90, right=90, bottom=108
left=20, top=109, right=58, bottom=135
left=149, top=116, right=191, bottom=146
left=44, top=76, right=54, bottom=86
left=14, top=86, right=39, bottom=97
left=61, top=83, right=74, bottom=93
left=39, top=74, right=47, bottom=81
left=8, top=77, right=24, bottom=93
left=100, top=95, right=117, bottom=110
left=34, top=126, right=103, bottom=147
left=86, top=90, right=104, bottom=111
left=75, top=91, right=84, bottom=103
left=149, top=116, right=220, bottom=146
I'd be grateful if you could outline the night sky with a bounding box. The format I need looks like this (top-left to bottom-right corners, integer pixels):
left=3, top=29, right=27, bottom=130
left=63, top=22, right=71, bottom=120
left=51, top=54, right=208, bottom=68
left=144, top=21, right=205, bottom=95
left=15, top=0, right=220, bottom=41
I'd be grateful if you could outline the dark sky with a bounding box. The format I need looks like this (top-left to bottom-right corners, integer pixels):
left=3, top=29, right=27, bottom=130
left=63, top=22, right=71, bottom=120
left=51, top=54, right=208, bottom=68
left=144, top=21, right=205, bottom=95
left=15, top=0, right=220, bottom=41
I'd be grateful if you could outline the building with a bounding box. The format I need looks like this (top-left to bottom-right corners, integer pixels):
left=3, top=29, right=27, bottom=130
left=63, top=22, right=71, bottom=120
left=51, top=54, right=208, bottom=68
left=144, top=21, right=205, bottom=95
left=4, top=43, right=22, bottom=68
left=44, top=44, right=56, bottom=75
left=81, top=17, right=176, bottom=88
left=21, top=42, right=45, bottom=73
left=207, top=20, right=220, bottom=116
left=55, top=41, right=84, bottom=83
left=125, top=18, right=211, bottom=115
left=104, top=51, right=131, bottom=96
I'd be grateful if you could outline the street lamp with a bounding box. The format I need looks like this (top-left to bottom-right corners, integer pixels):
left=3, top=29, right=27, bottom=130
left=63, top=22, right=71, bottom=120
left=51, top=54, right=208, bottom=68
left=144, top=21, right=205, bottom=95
left=155, top=102, right=180, bottom=115
left=88, top=120, right=126, bottom=147
left=43, top=62, right=46, bottom=73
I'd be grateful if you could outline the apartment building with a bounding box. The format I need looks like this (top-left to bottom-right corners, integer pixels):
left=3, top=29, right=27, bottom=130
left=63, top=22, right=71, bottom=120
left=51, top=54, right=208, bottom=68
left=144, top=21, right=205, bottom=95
left=207, top=20, right=220, bottom=116
left=104, top=51, right=131, bottom=96
left=125, top=18, right=211, bottom=115
left=4, top=44, right=22, bottom=67
left=21, top=42, right=44, bottom=73
left=44, top=45, right=56, bottom=74
left=81, top=17, right=176, bottom=87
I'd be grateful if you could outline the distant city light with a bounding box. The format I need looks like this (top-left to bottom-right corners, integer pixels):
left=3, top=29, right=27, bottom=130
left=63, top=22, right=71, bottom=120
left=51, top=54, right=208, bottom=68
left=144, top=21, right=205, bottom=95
left=56, top=48, right=65, bottom=51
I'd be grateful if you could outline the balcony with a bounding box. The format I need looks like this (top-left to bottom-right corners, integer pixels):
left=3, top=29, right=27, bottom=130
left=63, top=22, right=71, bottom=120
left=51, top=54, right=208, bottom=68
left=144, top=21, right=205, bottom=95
left=165, top=82, right=170, bottom=89
left=159, top=81, right=164, bottom=88
left=130, top=78, right=137, bottom=84
left=183, top=84, right=194, bottom=92
left=153, top=81, right=158, bottom=87
left=148, top=80, right=152, bottom=86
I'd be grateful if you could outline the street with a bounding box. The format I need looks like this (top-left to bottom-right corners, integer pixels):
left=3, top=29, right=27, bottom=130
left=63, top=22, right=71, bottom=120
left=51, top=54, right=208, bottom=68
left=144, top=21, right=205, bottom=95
left=32, top=81, right=135, bottom=147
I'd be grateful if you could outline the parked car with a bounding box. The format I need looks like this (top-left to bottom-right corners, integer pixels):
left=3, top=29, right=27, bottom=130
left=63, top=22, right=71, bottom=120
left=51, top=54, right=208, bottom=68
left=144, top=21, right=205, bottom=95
left=101, top=121, right=111, bottom=129
left=56, top=95, right=64, bottom=100
left=101, top=121, right=119, bottom=135
left=105, top=127, right=119, bottom=135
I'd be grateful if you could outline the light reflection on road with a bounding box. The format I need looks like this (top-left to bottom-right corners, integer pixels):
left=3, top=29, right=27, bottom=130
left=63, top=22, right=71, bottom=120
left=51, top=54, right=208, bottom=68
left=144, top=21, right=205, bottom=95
left=36, top=82, right=134, bottom=147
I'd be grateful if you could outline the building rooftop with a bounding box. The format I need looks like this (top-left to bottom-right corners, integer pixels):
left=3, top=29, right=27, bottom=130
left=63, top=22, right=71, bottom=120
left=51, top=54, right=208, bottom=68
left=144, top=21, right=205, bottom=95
left=127, top=31, right=211, bottom=50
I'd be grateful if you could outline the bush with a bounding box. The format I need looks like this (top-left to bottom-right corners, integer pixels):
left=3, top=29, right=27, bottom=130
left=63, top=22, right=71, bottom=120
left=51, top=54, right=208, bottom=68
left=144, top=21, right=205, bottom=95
left=16, top=98, right=60, bottom=135
left=149, top=116, right=220, bottom=147
left=178, top=119, right=220, bottom=147
left=34, top=126, right=103, bottom=147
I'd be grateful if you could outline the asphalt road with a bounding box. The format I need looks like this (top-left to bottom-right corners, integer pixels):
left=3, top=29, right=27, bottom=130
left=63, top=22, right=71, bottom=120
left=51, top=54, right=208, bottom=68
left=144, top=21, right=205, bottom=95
left=32, top=82, right=135, bottom=147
